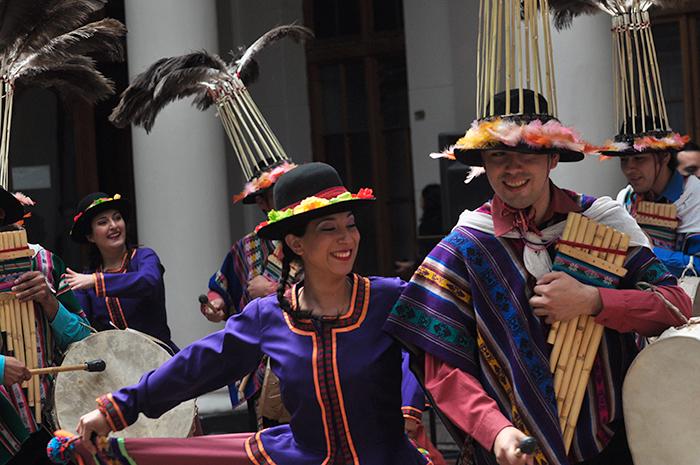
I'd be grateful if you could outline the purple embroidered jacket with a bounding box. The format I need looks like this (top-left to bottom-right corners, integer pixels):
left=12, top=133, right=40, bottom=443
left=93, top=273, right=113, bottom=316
left=104, top=275, right=428, bottom=465
left=74, top=247, right=178, bottom=353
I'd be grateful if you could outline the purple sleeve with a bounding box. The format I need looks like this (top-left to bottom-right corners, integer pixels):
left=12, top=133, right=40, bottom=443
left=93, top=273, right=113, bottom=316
left=104, top=300, right=264, bottom=428
left=401, top=350, right=424, bottom=422
left=95, top=248, right=163, bottom=299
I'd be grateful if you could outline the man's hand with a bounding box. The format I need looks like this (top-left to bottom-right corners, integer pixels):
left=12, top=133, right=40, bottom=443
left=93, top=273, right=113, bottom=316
left=247, top=275, right=276, bottom=299
left=76, top=409, right=112, bottom=454
left=13, top=271, right=59, bottom=319
left=530, top=272, right=602, bottom=323
left=404, top=417, right=419, bottom=440
left=3, top=357, right=30, bottom=386
left=64, top=268, right=95, bottom=291
left=493, top=427, right=534, bottom=465
left=200, top=297, right=227, bottom=323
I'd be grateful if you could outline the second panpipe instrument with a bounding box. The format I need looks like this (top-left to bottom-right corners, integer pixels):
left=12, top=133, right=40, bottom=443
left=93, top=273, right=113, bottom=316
left=634, top=201, right=678, bottom=249
left=0, top=229, right=42, bottom=424
left=546, top=213, right=630, bottom=452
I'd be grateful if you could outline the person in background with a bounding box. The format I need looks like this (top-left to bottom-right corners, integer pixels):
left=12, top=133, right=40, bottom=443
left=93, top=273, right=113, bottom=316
left=677, top=141, right=700, bottom=178
left=63, top=193, right=178, bottom=353
left=0, top=191, right=90, bottom=465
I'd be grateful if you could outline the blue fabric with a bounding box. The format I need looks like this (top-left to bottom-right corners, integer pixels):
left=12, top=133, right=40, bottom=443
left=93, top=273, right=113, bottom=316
left=0, top=355, right=5, bottom=386
left=659, top=170, right=685, bottom=202
left=49, top=303, right=92, bottom=350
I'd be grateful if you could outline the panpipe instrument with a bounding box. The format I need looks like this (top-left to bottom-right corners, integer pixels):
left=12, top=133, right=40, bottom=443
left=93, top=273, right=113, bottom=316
left=634, top=201, right=678, bottom=250
left=546, top=213, right=630, bottom=451
left=0, top=229, right=42, bottom=423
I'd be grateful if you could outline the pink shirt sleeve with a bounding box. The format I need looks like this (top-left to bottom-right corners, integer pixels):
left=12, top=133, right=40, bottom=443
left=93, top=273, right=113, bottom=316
left=424, top=354, right=512, bottom=451
left=596, top=285, right=691, bottom=336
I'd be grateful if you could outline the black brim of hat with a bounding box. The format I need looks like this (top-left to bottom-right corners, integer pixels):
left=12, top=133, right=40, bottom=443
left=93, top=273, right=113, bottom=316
left=242, top=187, right=269, bottom=205
left=454, top=144, right=584, bottom=166
left=599, top=147, right=682, bottom=157
left=0, top=190, right=24, bottom=226
left=70, top=198, right=130, bottom=243
left=257, top=198, right=374, bottom=240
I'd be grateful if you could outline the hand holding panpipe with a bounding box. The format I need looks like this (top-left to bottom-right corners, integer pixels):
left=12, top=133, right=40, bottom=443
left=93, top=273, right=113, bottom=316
left=29, top=359, right=106, bottom=376
left=546, top=213, right=630, bottom=452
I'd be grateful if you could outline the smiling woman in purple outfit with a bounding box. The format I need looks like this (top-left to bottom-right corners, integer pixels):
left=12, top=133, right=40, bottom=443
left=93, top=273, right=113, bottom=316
left=63, top=193, right=178, bottom=354
left=54, top=163, right=431, bottom=465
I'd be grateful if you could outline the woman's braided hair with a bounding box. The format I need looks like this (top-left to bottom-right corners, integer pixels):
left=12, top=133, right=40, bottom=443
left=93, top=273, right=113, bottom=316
left=276, top=224, right=312, bottom=320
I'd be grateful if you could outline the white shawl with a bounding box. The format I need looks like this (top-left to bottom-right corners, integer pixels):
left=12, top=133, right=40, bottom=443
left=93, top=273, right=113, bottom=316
left=455, top=196, right=651, bottom=279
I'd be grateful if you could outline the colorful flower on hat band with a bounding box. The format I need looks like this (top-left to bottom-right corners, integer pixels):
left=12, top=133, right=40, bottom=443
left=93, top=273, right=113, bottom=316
left=430, top=117, right=596, bottom=160
left=255, top=187, right=374, bottom=232
left=73, top=194, right=122, bottom=224
left=599, top=132, right=690, bottom=157
left=232, top=162, right=297, bottom=203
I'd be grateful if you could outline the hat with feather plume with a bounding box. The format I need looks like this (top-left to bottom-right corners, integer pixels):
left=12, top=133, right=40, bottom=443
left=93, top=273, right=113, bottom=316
left=432, top=0, right=597, bottom=170
left=0, top=0, right=126, bottom=189
left=548, top=0, right=691, bottom=156
left=110, top=25, right=313, bottom=204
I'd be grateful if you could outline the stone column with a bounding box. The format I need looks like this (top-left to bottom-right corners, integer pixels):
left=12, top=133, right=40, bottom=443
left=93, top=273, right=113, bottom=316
left=124, top=0, right=231, bottom=345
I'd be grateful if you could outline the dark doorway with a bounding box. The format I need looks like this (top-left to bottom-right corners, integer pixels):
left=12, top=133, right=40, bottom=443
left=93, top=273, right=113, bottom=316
left=304, top=0, right=415, bottom=276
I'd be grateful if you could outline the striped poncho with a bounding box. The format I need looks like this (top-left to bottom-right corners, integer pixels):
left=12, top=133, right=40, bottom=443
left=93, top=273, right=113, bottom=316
left=0, top=245, right=89, bottom=464
left=385, top=192, right=678, bottom=465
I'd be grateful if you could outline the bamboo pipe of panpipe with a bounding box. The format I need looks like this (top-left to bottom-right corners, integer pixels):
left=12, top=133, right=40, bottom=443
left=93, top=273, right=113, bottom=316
left=558, top=223, right=609, bottom=425
left=563, top=233, right=629, bottom=450
left=556, top=315, right=586, bottom=412
left=548, top=213, right=580, bottom=346
left=560, top=317, right=596, bottom=431
left=29, top=359, right=106, bottom=376
left=20, top=301, right=31, bottom=390
left=553, top=219, right=597, bottom=394
left=550, top=215, right=589, bottom=370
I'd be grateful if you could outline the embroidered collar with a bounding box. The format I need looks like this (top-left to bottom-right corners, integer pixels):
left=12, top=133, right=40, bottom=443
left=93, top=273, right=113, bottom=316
left=492, top=183, right=581, bottom=237
left=286, top=274, right=369, bottom=331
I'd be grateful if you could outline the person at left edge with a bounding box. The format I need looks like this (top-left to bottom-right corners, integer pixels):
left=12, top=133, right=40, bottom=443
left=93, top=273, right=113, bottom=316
left=0, top=190, right=91, bottom=465
left=63, top=193, right=178, bottom=353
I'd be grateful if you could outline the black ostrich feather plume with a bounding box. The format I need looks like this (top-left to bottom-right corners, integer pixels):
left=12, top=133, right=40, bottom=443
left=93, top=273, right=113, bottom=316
left=0, top=0, right=126, bottom=102
left=549, top=0, right=692, bottom=29
left=110, top=24, right=314, bottom=132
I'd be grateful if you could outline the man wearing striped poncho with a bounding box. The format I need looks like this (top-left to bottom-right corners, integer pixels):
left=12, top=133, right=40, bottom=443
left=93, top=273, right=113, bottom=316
left=385, top=92, right=692, bottom=465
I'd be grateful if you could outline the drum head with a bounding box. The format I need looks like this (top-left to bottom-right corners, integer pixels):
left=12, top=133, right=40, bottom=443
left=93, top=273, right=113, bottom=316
left=54, top=330, right=196, bottom=438
left=623, top=321, right=700, bottom=465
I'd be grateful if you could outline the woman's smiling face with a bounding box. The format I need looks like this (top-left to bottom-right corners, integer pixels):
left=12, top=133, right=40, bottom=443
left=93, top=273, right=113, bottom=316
left=88, top=209, right=126, bottom=252
left=285, top=211, right=360, bottom=278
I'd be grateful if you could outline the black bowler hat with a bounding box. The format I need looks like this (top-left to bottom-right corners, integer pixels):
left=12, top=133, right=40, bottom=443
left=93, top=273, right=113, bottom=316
left=70, top=192, right=130, bottom=243
left=233, top=159, right=297, bottom=204
left=256, top=162, right=375, bottom=240
left=600, top=115, right=689, bottom=157
left=450, top=89, right=587, bottom=166
left=0, top=188, right=24, bottom=226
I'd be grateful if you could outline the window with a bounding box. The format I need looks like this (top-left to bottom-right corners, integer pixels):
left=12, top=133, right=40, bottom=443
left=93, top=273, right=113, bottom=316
left=304, top=0, right=414, bottom=275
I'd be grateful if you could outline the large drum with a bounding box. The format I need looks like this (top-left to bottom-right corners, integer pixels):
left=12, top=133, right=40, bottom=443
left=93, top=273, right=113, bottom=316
left=623, top=319, right=700, bottom=465
left=54, top=330, right=196, bottom=438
